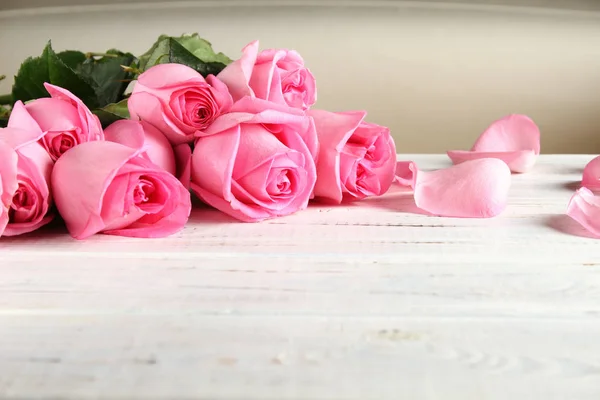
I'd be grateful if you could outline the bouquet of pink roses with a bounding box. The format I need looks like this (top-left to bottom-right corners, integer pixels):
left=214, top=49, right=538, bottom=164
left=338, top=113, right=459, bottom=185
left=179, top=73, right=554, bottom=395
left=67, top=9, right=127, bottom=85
left=22, top=34, right=600, bottom=239
left=0, top=34, right=397, bottom=239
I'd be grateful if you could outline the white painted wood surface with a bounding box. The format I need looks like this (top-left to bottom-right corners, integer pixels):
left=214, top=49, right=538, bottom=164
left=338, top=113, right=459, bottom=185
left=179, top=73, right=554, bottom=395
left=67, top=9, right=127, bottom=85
left=1, top=154, right=600, bottom=400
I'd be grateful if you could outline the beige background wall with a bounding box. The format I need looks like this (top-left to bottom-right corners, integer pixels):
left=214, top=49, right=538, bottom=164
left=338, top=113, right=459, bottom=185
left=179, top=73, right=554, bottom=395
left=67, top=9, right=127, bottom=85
left=1, top=0, right=600, bottom=154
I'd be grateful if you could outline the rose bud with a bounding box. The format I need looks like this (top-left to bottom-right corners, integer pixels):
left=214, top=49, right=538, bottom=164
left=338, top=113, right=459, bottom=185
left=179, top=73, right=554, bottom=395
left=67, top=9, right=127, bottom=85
left=308, top=109, right=396, bottom=203
left=128, top=63, right=233, bottom=145
left=8, top=83, right=103, bottom=161
left=52, top=141, right=191, bottom=239
left=191, top=97, right=317, bottom=222
left=218, top=40, right=316, bottom=110
left=0, top=118, right=54, bottom=236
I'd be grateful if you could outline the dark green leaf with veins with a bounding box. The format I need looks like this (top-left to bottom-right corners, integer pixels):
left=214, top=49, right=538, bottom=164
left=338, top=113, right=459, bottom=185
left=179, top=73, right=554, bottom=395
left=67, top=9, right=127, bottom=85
left=77, top=49, right=136, bottom=106
left=11, top=42, right=135, bottom=110
left=137, top=33, right=232, bottom=77
left=92, top=98, right=130, bottom=127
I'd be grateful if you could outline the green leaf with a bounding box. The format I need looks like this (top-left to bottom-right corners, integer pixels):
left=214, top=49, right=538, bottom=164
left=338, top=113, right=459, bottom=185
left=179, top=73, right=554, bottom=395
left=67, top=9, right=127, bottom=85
left=11, top=42, right=135, bottom=110
left=0, top=75, right=6, bottom=82
left=0, top=105, right=10, bottom=127
left=12, top=41, right=98, bottom=108
left=175, top=33, right=232, bottom=65
left=11, top=43, right=52, bottom=102
left=138, top=33, right=231, bottom=77
left=92, top=98, right=130, bottom=127
left=77, top=49, right=136, bottom=106
left=0, top=93, right=11, bottom=105
left=56, top=50, right=87, bottom=69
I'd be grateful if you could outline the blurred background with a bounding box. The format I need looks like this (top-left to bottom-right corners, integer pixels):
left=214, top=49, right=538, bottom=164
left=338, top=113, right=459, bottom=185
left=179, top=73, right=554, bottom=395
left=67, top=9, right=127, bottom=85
left=1, top=0, right=600, bottom=153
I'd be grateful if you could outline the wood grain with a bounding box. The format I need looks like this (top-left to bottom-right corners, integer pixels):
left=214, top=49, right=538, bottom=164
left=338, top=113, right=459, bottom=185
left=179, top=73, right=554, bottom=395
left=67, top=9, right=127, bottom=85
left=1, top=155, right=600, bottom=399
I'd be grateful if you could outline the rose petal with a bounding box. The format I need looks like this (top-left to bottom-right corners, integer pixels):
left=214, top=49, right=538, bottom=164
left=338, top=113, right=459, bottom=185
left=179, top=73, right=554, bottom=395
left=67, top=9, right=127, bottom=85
left=395, top=158, right=511, bottom=218
left=447, top=114, right=540, bottom=173
left=0, top=142, right=18, bottom=236
left=22, top=98, right=80, bottom=133
left=203, top=97, right=305, bottom=135
left=191, top=126, right=240, bottom=201
left=0, top=126, right=46, bottom=152
left=104, top=119, right=146, bottom=151
left=206, top=74, right=234, bottom=113
left=128, top=92, right=190, bottom=145
left=249, top=50, right=287, bottom=105
left=201, top=97, right=318, bottom=162
left=105, top=120, right=176, bottom=175
left=137, top=63, right=206, bottom=89
left=566, top=187, right=600, bottom=237
left=174, top=143, right=192, bottom=189
left=394, top=161, right=417, bottom=188
left=309, top=109, right=365, bottom=203
left=6, top=101, right=43, bottom=136
left=581, top=156, right=600, bottom=191
left=43, top=83, right=103, bottom=142
left=447, top=149, right=536, bottom=174
left=217, top=40, right=259, bottom=101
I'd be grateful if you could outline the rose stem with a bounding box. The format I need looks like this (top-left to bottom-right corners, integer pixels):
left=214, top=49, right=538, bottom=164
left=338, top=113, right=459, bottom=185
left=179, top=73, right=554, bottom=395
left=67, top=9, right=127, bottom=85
left=85, top=52, right=119, bottom=59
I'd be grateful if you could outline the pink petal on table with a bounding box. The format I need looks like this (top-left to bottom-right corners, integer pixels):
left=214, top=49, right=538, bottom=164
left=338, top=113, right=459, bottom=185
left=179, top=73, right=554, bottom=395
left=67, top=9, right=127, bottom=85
left=581, top=156, right=600, bottom=191
left=567, top=187, right=600, bottom=237
left=447, top=114, right=540, bottom=173
left=395, top=158, right=511, bottom=218
left=394, top=161, right=417, bottom=188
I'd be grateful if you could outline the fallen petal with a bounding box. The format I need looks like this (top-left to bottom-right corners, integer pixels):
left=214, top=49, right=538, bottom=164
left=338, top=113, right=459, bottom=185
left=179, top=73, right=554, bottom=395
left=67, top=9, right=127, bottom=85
left=395, top=158, right=511, bottom=218
left=581, top=156, right=600, bottom=191
left=447, top=114, right=540, bottom=173
left=447, top=149, right=536, bottom=174
left=394, top=161, right=417, bottom=188
left=567, top=187, right=600, bottom=237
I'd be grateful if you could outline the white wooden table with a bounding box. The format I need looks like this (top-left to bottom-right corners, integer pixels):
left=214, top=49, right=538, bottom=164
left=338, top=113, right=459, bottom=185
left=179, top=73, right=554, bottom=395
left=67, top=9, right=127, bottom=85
left=2, top=154, right=600, bottom=400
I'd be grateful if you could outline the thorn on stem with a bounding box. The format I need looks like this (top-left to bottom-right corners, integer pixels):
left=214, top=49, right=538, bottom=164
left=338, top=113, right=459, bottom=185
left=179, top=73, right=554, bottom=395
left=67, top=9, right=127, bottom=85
left=120, top=65, right=142, bottom=75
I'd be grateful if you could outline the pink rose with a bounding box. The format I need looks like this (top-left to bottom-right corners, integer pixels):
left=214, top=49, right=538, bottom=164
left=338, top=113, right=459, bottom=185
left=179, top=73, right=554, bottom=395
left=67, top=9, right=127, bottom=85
left=52, top=141, right=191, bottom=239
left=308, top=110, right=396, bottom=203
left=0, top=114, right=54, bottom=236
left=191, top=97, right=317, bottom=222
left=8, top=83, right=103, bottom=161
left=218, top=40, right=316, bottom=110
left=128, top=64, right=233, bottom=145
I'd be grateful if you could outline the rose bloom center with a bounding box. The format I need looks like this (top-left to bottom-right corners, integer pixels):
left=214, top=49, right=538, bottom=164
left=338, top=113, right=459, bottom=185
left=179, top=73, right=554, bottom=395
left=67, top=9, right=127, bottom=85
left=196, top=107, right=209, bottom=121
left=133, top=177, right=156, bottom=205
left=9, top=183, right=36, bottom=222
left=265, top=168, right=296, bottom=198
left=52, top=132, right=77, bottom=154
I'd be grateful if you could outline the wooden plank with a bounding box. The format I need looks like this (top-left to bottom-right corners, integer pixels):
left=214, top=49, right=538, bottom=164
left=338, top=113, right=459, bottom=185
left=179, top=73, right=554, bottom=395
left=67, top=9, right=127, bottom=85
left=1, top=317, right=599, bottom=399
